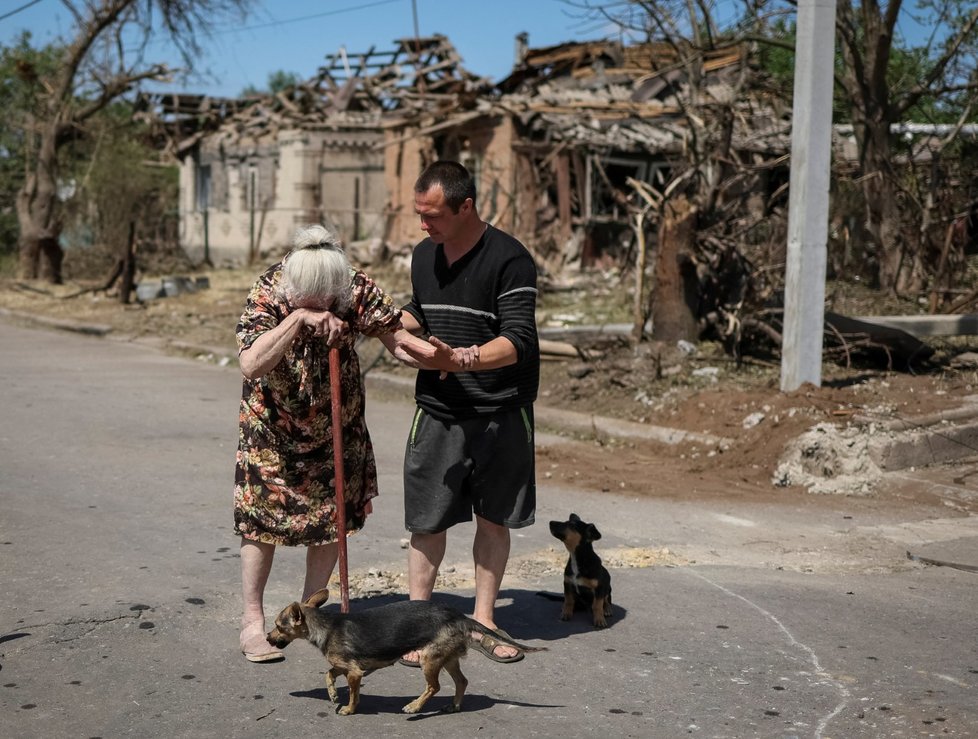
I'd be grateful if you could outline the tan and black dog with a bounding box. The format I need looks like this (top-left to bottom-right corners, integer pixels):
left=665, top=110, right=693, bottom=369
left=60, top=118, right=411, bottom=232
left=549, top=513, right=613, bottom=628
left=266, top=588, right=545, bottom=716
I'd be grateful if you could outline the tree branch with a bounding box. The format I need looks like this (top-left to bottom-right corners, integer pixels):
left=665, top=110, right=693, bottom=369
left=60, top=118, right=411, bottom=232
left=73, top=64, right=170, bottom=123
left=894, top=5, right=978, bottom=118
left=51, top=0, right=132, bottom=108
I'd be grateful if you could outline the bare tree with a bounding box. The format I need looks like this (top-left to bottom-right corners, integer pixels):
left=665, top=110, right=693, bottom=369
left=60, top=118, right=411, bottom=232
left=835, top=0, right=978, bottom=295
left=14, top=0, right=251, bottom=283
left=565, top=0, right=783, bottom=347
left=568, top=0, right=978, bottom=354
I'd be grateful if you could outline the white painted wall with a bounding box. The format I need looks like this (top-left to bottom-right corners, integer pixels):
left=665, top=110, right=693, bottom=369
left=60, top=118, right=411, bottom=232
left=179, top=127, right=385, bottom=266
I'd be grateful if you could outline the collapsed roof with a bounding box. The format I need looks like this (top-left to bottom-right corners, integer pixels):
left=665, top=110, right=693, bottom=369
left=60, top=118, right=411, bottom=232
left=136, top=34, right=795, bottom=160
left=486, top=39, right=788, bottom=155
left=135, top=34, right=491, bottom=156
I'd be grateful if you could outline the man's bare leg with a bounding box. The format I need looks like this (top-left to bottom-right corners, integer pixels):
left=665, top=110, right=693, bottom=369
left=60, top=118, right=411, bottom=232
left=408, top=530, right=447, bottom=599
left=472, top=516, right=518, bottom=659
left=402, top=530, right=447, bottom=662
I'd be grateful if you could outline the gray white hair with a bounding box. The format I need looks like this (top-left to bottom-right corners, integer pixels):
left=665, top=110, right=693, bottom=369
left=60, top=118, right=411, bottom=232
left=279, top=224, right=352, bottom=312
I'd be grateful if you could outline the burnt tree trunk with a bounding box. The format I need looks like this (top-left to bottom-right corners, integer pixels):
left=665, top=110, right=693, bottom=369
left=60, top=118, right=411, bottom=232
left=119, top=222, right=137, bottom=304
left=651, top=196, right=699, bottom=342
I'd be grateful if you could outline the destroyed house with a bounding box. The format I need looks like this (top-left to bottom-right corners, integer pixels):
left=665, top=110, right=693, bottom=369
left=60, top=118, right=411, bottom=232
left=139, top=35, right=488, bottom=265
left=382, top=37, right=790, bottom=274
left=145, top=34, right=787, bottom=271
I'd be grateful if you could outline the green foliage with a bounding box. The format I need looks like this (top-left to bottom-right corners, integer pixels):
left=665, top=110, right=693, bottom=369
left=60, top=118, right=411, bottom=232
left=756, top=8, right=978, bottom=125
left=0, top=32, right=65, bottom=253
left=65, top=104, right=179, bottom=259
left=0, top=31, right=178, bottom=270
left=887, top=44, right=972, bottom=123
left=240, top=69, right=301, bottom=97
left=267, top=69, right=301, bottom=92
left=756, top=18, right=796, bottom=93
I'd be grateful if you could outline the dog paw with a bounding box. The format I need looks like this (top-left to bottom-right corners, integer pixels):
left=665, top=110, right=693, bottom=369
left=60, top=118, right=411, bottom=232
left=559, top=612, right=572, bottom=621
left=337, top=706, right=355, bottom=716
left=402, top=702, right=422, bottom=714
left=441, top=703, right=463, bottom=714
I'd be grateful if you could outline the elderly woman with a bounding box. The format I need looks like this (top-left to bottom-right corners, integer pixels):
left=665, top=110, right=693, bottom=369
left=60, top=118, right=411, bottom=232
left=234, top=224, right=436, bottom=662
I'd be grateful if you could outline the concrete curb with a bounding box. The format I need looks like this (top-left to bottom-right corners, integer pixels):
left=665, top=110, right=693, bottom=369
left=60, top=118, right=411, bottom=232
left=869, top=420, right=978, bottom=471
left=4, top=306, right=977, bottom=462
left=360, top=369, right=731, bottom=447
left=854, top=395, right=978, bottom=431
left=0, top=307, right=112, bottom=336
left=1, top=306, right=714, bottom=448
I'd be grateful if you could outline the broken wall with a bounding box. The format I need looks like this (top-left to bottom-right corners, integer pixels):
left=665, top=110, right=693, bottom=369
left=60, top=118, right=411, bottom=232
left=180, top=127, right=385, bottom=265
left=382, top=114, right=518, bottom=248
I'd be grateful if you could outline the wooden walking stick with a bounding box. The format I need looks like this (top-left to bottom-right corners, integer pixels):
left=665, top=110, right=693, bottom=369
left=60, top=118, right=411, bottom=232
left=328, top=344, right=351, bottom=613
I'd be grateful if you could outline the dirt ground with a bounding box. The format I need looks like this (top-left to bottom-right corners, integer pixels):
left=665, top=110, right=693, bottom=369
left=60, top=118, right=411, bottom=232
left=4, top=263, right=978, bottom=519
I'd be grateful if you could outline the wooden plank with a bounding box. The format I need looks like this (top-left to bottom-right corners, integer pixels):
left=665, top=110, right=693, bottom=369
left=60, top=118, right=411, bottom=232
left=824, top=312, right=932, bottom=361
left=554, top=153, right=572, bottom=243
left=853, top=314, right=978, bottom=337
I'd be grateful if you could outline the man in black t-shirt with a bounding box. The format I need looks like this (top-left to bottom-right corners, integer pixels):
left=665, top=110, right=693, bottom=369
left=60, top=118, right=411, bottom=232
left=399, top=161, right=539, bottom=664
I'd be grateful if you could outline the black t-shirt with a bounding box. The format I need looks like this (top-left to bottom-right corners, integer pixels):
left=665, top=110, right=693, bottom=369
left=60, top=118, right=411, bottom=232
left=402, top=224, right=540, bottom=420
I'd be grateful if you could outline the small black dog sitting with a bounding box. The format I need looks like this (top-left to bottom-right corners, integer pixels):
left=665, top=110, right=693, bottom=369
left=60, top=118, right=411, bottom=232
left=548, top=513, right=613, bottom=628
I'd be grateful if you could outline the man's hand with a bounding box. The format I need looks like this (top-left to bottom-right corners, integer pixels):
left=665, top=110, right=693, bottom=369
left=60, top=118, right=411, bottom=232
left=400, top=336, right=480, bottom=378
left=450, top=342, right=480, bottom=370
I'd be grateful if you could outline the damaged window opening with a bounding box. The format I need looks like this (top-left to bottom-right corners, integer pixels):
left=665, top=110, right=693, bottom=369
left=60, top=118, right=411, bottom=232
left=195, top=164, right=211, bottom=213
left=589, top=155, right=669, bottom=222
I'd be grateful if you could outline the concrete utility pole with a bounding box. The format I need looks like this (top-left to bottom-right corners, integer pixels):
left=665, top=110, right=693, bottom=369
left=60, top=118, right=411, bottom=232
left=780, top=0, right=837, bottom=391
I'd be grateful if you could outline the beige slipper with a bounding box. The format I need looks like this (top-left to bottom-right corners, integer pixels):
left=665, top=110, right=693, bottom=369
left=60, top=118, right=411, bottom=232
left=240, top=622, right=283, bottom=663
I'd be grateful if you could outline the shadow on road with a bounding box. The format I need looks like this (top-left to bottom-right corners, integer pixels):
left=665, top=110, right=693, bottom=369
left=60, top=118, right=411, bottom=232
left=325, top=587, right=627, bottom=645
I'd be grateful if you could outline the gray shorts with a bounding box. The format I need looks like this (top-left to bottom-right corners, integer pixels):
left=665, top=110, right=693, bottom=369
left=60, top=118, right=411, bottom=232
left=403, top=406, right=536, bottom=534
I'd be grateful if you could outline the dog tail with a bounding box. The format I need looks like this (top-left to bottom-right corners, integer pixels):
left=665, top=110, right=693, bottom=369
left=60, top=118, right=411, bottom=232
left=466, top=620, right=548, bottom=652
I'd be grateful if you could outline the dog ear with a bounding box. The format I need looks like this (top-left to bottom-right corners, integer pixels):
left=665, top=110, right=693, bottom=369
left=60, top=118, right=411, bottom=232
left=569, top=513, right=580, bottom=523
left=587, top=523, right=602, bottom=541
left=284, top=603, right=305, bottom=627
left=303, top=588, right=330, bottom=609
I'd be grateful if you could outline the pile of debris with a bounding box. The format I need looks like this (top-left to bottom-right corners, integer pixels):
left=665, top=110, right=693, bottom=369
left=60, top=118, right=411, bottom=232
left=774, top=398, right=978, bottom=495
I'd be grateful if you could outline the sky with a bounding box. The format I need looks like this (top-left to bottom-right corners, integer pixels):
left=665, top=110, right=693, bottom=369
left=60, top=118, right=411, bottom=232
left=0, top=0, right=610, bottom=98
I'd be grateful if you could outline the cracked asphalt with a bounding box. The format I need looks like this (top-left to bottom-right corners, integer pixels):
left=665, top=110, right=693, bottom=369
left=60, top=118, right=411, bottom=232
left=2, top=319, right=978, bottom=739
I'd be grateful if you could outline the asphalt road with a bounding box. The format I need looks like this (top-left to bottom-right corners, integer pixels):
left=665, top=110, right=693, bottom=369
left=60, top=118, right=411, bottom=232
left=2, top=319, right=977, bottom=739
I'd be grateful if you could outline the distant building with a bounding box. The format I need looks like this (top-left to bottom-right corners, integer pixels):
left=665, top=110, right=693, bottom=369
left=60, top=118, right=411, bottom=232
left=139, top=36, right=487, bottom=266
left=142, top=35, right=782, bottom=270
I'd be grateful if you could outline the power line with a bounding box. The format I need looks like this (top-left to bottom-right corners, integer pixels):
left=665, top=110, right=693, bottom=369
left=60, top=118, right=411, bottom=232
left=0, top=0, right=44, bottom=23
left=227, top=0, right=403, bottom=34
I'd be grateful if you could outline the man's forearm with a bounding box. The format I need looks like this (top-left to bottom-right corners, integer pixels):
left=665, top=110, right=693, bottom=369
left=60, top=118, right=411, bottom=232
left=467, top=336, right=517, bottom=370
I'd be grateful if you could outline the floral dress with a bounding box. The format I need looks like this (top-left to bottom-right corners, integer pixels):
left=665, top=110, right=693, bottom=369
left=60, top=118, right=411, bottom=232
left=233, top=263, right=401, bottom=546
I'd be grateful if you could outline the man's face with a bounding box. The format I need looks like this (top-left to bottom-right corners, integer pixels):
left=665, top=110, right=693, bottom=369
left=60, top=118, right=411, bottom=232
left=414, top=184, right=470, bottom=245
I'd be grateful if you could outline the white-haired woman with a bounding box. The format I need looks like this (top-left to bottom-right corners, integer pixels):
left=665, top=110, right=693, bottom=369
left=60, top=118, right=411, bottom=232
left=233, top=224, right=438, bottom=662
